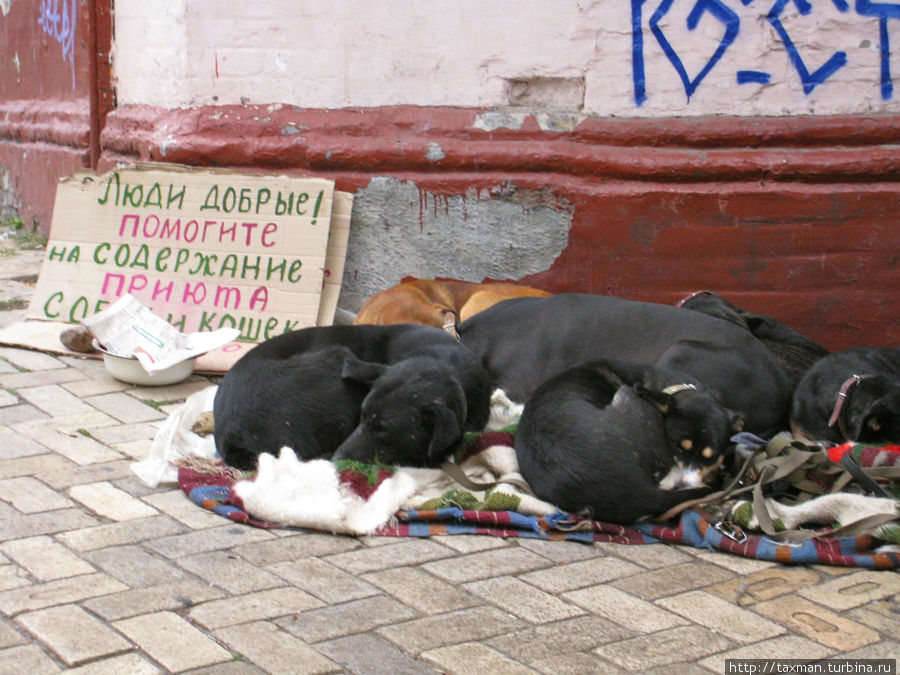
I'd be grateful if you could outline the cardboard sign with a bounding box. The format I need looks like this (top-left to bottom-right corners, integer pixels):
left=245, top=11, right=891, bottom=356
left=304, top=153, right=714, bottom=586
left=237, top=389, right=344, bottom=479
left=26, top=164, right=353, bottom=370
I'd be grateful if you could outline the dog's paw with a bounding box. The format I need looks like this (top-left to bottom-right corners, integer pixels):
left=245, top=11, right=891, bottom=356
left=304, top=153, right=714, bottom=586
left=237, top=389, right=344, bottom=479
left=191, top=411, right=215, bottom=436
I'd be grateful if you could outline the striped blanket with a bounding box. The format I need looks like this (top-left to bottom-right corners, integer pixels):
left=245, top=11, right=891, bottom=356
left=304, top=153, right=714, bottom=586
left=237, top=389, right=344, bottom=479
left=178, top=431, right=900, bottom=570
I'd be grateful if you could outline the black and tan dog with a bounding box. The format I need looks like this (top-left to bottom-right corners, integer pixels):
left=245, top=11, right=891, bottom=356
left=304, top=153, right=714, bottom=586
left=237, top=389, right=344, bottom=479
left=214, top=324, right=492, bottom=470
left=790, top=347, right=900, bottom=444
left=515, top=358, right=743, bottom=524
left=458, top=293, right=792, bottom=437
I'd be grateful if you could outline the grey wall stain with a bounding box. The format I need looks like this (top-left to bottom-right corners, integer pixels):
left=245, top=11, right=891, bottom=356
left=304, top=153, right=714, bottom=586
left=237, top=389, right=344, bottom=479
left=338, top=177, right=572, bottom=311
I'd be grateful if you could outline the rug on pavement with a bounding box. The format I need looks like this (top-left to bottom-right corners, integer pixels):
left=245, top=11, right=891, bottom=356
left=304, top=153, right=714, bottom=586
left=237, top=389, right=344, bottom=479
left=177, top=429, right=900, bottom=570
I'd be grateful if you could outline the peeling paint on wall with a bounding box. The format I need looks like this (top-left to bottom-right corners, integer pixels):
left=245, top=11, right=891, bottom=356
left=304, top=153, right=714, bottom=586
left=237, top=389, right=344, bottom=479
left=339, top=177, right=572, bottom=311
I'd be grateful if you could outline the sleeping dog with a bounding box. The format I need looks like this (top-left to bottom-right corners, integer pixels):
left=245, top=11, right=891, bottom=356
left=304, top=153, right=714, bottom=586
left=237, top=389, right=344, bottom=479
left=458, top=293, right=793, bottom=437
left=214, top=324, right=492, bottom=470
left=515, top=359, right=742, bottom=524
left=790, top=346, right=900, bottom=444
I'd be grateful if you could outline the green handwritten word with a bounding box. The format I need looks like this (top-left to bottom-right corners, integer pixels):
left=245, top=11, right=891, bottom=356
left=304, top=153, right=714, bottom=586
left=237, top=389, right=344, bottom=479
left=119, top=214, right=278, bottom=247
left=200, top=185, right=325, bottom=223
left=85, top=243, right=302, bottom=282
left=97, top=173, right=186, bottom=210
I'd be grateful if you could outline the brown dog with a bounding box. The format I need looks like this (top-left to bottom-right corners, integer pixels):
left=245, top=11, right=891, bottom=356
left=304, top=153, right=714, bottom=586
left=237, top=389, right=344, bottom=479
left=354, top=278, right=551, bottom=331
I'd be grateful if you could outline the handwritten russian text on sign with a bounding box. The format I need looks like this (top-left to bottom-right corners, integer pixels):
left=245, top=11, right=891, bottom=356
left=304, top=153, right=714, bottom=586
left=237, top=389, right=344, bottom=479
left=28, top=164, right=344, bottom=344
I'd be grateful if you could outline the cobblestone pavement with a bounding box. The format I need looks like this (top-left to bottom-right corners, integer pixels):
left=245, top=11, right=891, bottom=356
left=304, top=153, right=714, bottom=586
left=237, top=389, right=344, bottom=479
left=0, top=245, right=898, bottom=673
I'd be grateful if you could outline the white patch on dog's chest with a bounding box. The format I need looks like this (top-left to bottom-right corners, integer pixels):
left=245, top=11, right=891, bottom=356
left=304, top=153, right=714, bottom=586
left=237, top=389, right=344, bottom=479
left=657, top=465, right=704, bottom=490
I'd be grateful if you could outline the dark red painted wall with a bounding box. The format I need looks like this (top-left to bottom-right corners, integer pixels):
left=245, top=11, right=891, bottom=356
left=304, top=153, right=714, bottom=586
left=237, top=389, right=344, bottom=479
left=96, top=104, right=900, bottom=352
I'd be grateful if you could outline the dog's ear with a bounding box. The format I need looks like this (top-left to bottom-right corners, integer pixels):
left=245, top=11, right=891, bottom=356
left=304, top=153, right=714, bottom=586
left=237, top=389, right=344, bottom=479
left=633, top=383, right=673, bottom=415
left=729, top=410, right=745, bottom=432
left=341, top=356, right=388, bottom=384
left=425, top=403, right=463, bottom=463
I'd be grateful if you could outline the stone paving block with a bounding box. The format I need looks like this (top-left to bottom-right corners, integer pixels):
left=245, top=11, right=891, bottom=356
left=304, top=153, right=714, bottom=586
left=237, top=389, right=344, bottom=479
left=421, top=546, right=550, bottom=584
left=515, top=538, right=604, bottom=564
left=17, top=604, right=131, bottom=666
left=84, top=392, right=167, bottom=424
left=316, top=633, right=433, bottom=675
left=39, top=460, right=137, bottom=490
left=0, top=617, right=25, bottom=648
left=0, top=476, right=75, bottom=513
left=58, top=355, right=111, bottom=378
left=177, top=550, right=284, bottom=595
left=0, top=572, right=128, bottom=615
left=0, top=391, right=16, bottom=408
left=56, top=514, right=186, bottom=552
left=753, top=595, right=881, bottom=651
left=375, top=605, right=524, bottom=655
left=113, top=611, right=233, bottom=672
left=66, top=652, right=162, bottom=674
left=83, top=578, right=226, bottom=622
left=62, top=376, right=130, bottom=398
left=0, top=369, right=87, bottom=391
left=0, top=565, right=28, bottom=593
left=361, top=566, right=478, bottom=615
left=11, top=409, right=119, bottom=437
left=215, top=620, right=339, bottom=674
left=697, top=635, right=835, bottom=671
left=430, top=533, right=509, bottom=553
left=84, top=544, right=191, bottom=587
left=69, top=482, right=159, bottom=521
left=705, top=566, right=821, bottom=607
left=0, top=503, right=100, bottom=541
left=562, top=585, right=687, bottom=633
left=0, top=358, right=15, bottom=374
left=0, top=535, right=96, bottom=581
left=86, top=422, right=162, bottom=446
left=486, top=614, right=634, bottom=665
left=126, top=378, right=216, bottom=402
left=234, top=532, right=361, bottom=565
left=656, top=590, right=786, bottom=644
left=518, top=555, right=643, bottom=594
left=324, top=539, right=455, bottom=575
left=797, top=570, right=900, bottom=611
left=0, top=643, right=62, bottom=673
left=0, top=348, right=66, bottom=372
left=189, top=587, right=325, bottom=629
left=0, top=426, right=50, bottom=458
left=848, top=599, right=900, bottom=638
left=112, top=438, right=154, bottom=462
left=142, top=489, right=235, bottom=530
left=0, top=402, right=48, bottom=426
left=839, top=639, right=900, bottom=661
left=16, top=384, right=96, bottom=418
left=11, top=417, right=122, bottom=465
left=593, top=541, right=693, bottom=568
left=145, top=524, right=275, bottom=559
left=420, top=642, right=536, bottom=674
left=0, top=452, right=75, bottom=481
left=682, top=548, right=777, bottom=574
left=533, top=651, right=623, bottom=675
left=610, top=561, right=736, bottom=600
left=594, top=625, right=735, bottom=671
left=268, top=558, right=380, bottom=604
left=278, top=594, right=421, bottom=645
left=463, top=576, right=585, bottom=624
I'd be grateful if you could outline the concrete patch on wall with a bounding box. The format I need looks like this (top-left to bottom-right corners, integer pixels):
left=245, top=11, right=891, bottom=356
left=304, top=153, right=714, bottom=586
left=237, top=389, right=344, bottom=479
left=338, top=177, right=572, bottom=311
left=0, top=164, right=19, bottom=220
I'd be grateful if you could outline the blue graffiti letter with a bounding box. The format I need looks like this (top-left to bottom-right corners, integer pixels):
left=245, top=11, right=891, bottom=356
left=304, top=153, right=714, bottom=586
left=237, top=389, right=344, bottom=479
left=767, top=0, right=849, bottom=94
left=649, top=0, right=740, bottom=101
left=856, top=0, right=900, bottom=100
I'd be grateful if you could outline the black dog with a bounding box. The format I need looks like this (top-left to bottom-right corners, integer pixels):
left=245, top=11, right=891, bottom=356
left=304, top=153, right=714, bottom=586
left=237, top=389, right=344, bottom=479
left=677, top=290, right=829, bottom=390
left=458, top=293, right=792, bottom=436
left=790, top=347, right=900, bottom=444
left=515, top=359, right=741, bottom=524
left=213, top=324, right=492, bottom=469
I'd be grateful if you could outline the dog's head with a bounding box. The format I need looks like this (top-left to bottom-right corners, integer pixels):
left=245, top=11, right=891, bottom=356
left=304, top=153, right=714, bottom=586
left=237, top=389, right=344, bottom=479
left=634, top=382, right=743, bottom=486
left=331, top=355, right=468, bottom=466
left=847, top=377, right=900, bottom=443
